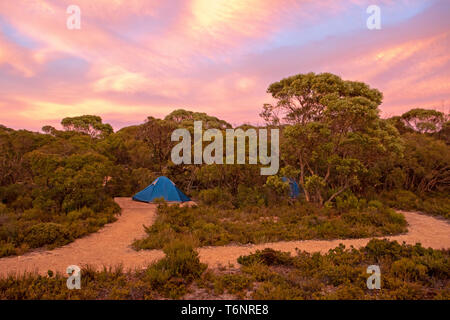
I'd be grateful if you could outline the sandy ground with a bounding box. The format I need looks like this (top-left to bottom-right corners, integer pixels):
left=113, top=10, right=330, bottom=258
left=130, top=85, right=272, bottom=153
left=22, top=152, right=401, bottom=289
left=0, top=197, right=449, bottom=277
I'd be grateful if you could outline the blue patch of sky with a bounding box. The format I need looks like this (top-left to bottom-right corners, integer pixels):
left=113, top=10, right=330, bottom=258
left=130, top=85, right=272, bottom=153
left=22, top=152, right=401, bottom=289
left=44, top=56, right=90, bottom=79
left=0, top=15, right=40, bottom=49
left=110, top=0, right=187, bottom=43
left=255, top=0, right=436, bottom=52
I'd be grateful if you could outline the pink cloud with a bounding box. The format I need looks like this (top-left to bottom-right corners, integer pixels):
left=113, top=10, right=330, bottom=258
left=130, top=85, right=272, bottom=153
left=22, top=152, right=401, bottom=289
left=0, top=0, right=448, bottom=132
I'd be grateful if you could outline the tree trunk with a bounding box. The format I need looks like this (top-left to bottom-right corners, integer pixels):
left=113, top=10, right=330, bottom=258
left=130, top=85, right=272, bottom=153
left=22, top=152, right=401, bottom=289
left=324, top=184, right=350, bottom=206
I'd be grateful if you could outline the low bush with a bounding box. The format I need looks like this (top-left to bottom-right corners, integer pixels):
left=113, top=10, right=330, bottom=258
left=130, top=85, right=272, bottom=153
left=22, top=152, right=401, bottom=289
left=0, top=204, right=119, bottom=257
left=134, top=201, right=407, bottom=250
left=197, top=188, right=234, bottom=209
left=1, top=240, right=448, bottom=300
left=238, top=248, right=295, bottom=267
left=145, top=239, right=207, bottom=298
left=233, top=239, right=450, bottom=300
left=379, top=190, right=450, bottom=219
left=22, top=223, right=70, bottom=249
left=0, top=203, right=8, bottom=215
left=0, top=241, right=16, bottom=258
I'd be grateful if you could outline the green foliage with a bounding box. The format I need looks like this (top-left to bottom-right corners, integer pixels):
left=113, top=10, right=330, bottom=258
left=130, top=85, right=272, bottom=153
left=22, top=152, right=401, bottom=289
left=389, top=133, right=449, bottom=194
left=145, top=239, right=207, bottom=298
left=165, top=109, right=231, bottom=130
left=400, top=108, right=445, bottom=134
left=0, top=96, right=448, bottom=266
left=61, top=115, right=113, bottom=139
left=213, top=273, right=253, bottom=297
left=137, top=116, right=178, bottom=171
left=0, top=241, right=16, bottom=258
left=234, top=239, right=450, bottom=299
left=261, top=72, right=382, bottom=125
left=0, top=203, right=7, bottom=215
left=22, top=223, right=70, bottom=249
left=267, top=72, right=402, bottom=206
left=238, top=248, right=295, bottom=267
left=154, top=240, right=206, bottom=280
left=0, top=122, right=122, bottom=257
left=264, top=176, right=289, bottom=196
left=0, top=265, right=154, bottom=299
left=0, top=240, right=205, bottom=299
left=380, top=190, right=450, bottom=219
left=1, top=240, right=448, bottom=300
left=198, top=187, right=233, bottom=209
left=0, top=78, right=448, bottom=300
left=134, top=200, right=407, bottom=250
left=236, top=185, right=266, bottom=208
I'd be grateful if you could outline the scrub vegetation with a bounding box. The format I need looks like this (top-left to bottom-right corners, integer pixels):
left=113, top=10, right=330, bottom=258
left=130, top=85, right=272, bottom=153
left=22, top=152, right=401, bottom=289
left=1, top=239, right=448, bottom=300
left=133, top=200, right=407, bottom=250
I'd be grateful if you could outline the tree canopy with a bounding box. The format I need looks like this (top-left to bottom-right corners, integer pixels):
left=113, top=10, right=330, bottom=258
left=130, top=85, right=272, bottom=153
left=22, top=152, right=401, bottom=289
left=260, top=72, right=383, bottom=125
left=61, top=115, right=113, bottom=139
left=261, top=72, right=402, bottom=206
left=400, top=108, right=445, bottom=134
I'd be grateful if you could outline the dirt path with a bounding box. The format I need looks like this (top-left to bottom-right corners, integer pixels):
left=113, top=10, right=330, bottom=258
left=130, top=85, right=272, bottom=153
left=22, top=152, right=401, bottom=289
left=0, top=198, right=449, bottom=277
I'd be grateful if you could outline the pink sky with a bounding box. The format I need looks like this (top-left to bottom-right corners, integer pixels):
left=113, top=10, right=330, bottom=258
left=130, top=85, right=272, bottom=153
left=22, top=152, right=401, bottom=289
left=0, top=0, right=449, bottom=131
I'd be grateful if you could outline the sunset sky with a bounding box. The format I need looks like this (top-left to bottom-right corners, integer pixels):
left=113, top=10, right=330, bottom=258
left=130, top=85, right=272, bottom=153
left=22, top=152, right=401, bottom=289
left=0, top=0, right=449, bottom=131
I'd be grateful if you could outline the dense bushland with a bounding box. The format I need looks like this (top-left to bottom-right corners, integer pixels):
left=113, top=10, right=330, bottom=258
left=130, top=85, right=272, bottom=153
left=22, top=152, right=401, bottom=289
left=0, top=120, right=125, bottom=257
left=1, top=72, right=449, bottom=258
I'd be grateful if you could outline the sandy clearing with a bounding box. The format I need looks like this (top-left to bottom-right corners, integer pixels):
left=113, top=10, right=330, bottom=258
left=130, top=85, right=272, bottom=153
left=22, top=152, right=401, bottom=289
left=0, top=198, right=165, bottom=277
left=0, top=198, right=449, bottom=277
left=199, top=210, right=450, bottom=267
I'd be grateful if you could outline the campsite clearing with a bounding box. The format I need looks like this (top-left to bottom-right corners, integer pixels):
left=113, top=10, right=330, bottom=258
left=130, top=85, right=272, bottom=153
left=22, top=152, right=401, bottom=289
left=0, top=197, right=449, bottom=277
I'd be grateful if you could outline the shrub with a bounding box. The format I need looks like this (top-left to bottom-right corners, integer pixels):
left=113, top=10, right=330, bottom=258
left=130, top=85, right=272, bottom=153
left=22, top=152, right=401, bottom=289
left=336, top=193, right=360, bottom=211
left=11, top=196, right=33, bottom=211
left=66, top=210, right=82, bottom=222
left=235, top=185, right=266, bottom=208
left=391, top=258, right=428, bottom=281
left=21, top=208, right=49, bottom=221
left=1, top=240, right=448, bottom=300
left=134, top=201, right=407, bottom=250
left=236, top=239, right=450, bottom=300
left=158, top=240, right=207, bottom=280
left=198, top=188, right=233, bottom=209
left=216, top=273, right=253, bottom=295
left=23, top=223, right=70, bottom=248
left=145, top=239, right=207, bottom=298
left=238, top=248, right=295, bottom=267
left=379, top=190, right=450, bottom=219
left=0, top=203, right=8, bottom=215
left=0, top=241, right=16, bottom=258
left=367, top=200, right=383, bottom=210
left=387, top=190, right=420, bottom=210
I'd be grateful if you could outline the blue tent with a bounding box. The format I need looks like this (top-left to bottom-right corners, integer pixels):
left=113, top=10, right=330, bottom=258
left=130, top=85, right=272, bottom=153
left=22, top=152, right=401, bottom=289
left=132, top=176, right=191, bottom=203
left=282, top=177, right=300, bottom=199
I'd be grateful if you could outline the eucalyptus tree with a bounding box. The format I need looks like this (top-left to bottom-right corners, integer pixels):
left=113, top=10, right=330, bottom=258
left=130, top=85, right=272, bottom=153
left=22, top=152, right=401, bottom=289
left=262, top=72, right=403, bottom=206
